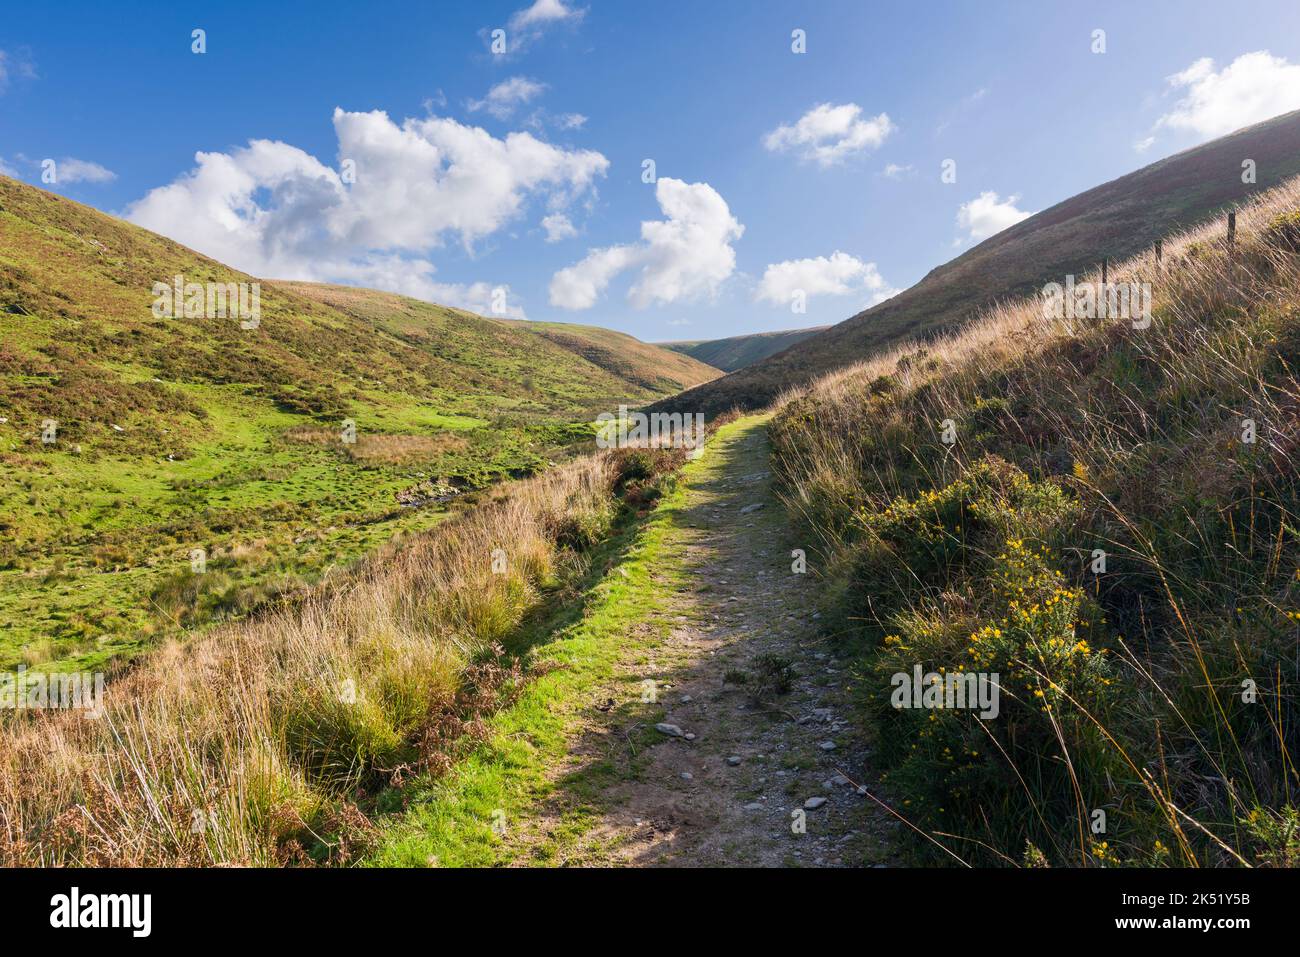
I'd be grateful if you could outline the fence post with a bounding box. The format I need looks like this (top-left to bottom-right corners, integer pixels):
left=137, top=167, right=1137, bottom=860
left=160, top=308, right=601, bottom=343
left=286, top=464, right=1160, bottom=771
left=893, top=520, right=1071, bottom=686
left=1228, top=210, right=1236, bottom=246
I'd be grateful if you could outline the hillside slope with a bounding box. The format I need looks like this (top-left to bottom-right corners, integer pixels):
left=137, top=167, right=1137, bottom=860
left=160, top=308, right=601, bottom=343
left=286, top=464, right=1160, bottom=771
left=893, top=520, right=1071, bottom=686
left=503, top=318, right=721, bottom=391
left=770, top=174, right=1300, bottom=866
left=661, top=325, right=829, bottom=372
left=281, top=283, right=720, bottom=397
left=0, top=175, right=697, bottom=670
left=658, top=108, right=1300, bottom=414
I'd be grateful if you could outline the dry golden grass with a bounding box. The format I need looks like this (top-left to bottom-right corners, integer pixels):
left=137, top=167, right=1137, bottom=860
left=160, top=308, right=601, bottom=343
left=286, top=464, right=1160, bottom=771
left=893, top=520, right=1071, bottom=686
left=0, top=451, right=624, bottom=866
left=776, top=177, right=1300, bottom=540
left=770, top=176, right=1300, bottom=866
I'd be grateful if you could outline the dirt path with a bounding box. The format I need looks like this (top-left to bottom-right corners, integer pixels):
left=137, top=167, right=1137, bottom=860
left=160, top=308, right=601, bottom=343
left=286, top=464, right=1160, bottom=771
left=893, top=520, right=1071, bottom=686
left=510, top=416, right=899, bottom=866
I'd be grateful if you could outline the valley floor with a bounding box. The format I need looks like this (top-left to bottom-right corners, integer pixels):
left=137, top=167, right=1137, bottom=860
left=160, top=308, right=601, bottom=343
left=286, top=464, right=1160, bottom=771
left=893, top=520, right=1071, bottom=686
left=371, top=416, right=899, bottom=867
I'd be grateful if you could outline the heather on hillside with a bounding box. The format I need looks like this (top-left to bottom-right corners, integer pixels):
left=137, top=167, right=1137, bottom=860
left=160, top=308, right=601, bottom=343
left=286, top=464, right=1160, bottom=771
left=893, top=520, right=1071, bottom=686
left=770, top=177, right=1300, bottom=866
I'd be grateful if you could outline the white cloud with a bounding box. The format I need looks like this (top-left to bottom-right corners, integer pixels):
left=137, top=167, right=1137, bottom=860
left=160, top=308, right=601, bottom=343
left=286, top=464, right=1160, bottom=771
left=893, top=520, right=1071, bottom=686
left=495, top=0, right=586, bottom=52
left=509, top=0, right=585, bottom=33
left=469, top=76, right=547, bottom=119
left=53, top=158, right=117, bottom=184
left=550, top=177, right=743, bottom=310
left=882, top=163, right=914, bottom=179
left=430, top=281, right=526, bottom=319
left=1134, top=135, right=1156, bottom=153
left=0, top=157, right=20, bottom=178
left=523, top=108, right=588, bottom=133
left=541, top=212, right=577, bottom=242
left=328, top=256, right=527, bottom=318
left=550, top=245, right=638, bottom=309
left=124, top=107, right=608, bottom=316
left=956, top=191, right=1034, bottom=243
left=1146, top=51, right=1300, bottom=143
left=756, top=251, right=896, bottom=307
left=763, top=103, right=894, bottom=167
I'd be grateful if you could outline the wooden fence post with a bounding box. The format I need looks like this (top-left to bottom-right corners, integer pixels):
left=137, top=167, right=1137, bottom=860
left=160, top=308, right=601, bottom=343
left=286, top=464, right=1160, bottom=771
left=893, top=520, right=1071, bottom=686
left=1228, top=210, right=1236, bottom=246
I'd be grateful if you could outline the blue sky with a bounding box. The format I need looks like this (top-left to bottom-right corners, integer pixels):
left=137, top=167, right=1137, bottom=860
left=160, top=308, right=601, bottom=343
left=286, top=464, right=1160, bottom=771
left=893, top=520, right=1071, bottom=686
left=4, top=0, right=1300, bottom=342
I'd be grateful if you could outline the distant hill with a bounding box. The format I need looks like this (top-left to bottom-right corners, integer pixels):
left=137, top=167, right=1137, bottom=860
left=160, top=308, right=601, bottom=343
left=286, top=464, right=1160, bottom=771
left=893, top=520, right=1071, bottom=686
left=660, top=326, right=829, bottom=372
left=500, top=318, right=721, bottom=392
left=279, top=283, right=720, bottom=397
left=654, top=108, right=1300, bottom=414
left=0, top=175, right=709, bottom=670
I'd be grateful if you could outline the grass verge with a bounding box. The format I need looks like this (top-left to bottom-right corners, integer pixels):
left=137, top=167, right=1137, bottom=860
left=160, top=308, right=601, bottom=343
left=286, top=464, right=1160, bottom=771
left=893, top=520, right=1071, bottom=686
left=365, top=417, right=755, bottom=867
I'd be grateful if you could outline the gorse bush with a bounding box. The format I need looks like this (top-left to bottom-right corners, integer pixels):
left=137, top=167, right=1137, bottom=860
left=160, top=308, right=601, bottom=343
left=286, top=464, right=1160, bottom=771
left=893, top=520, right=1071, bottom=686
left=851, top=459, right=1121, bottom=859
left=771, top=176, right=1300, bottom=866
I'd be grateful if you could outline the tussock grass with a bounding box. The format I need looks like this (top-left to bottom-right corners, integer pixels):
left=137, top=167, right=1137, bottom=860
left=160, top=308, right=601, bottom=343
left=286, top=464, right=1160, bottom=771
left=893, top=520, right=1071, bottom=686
left=771, top=176, right=1300, bottom=867
left=0, top=446, right=684, bottom=866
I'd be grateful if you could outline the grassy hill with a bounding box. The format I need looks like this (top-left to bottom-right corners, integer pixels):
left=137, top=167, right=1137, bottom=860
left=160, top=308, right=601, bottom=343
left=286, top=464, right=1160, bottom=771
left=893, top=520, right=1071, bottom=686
left=281, top=283, right=719, bottom=396
left=661, top=325, right=829, bottom=372
left=770, top=175, right=1300, bottom=866
left=499, top=317, right=722, bottom=390
left=658, top=108, right=1300, bottom=414
left=0, top=174, right=711, bottom=672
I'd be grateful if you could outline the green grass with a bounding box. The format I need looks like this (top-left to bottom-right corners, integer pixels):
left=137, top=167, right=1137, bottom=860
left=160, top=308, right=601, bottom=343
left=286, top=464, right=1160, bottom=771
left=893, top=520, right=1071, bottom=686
left=0, top=174, right=718, bottom=671
left=365, top=417, right=756, bottom=867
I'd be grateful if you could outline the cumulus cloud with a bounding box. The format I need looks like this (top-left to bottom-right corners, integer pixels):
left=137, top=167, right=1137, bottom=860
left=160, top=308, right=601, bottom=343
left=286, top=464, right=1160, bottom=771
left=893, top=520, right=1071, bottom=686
left=549, top=178, right=743, bottom=310
left=53, top=158, right=117, bottom=184
left=0, top=155, right=115, bottom=185
left=550, top=246, right=637, bottom=309
left=763, top=103, right=894, bottom=166
left=468, top=76, right=547, bottom=119
left=509, top=0, right=585, bottom=33
left=1150, top=51, right=1300, bottom=141
left=328, top=256, right=528, bottom=319
left=756, top=251, right=896, bottom=307
left=956, top=191, right=1034, bottom=243
left=541, top=212, right=577, bottom=242
left=492, top=0, right=586, bottom=52
left=124, top=107, right=608, bottom=316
